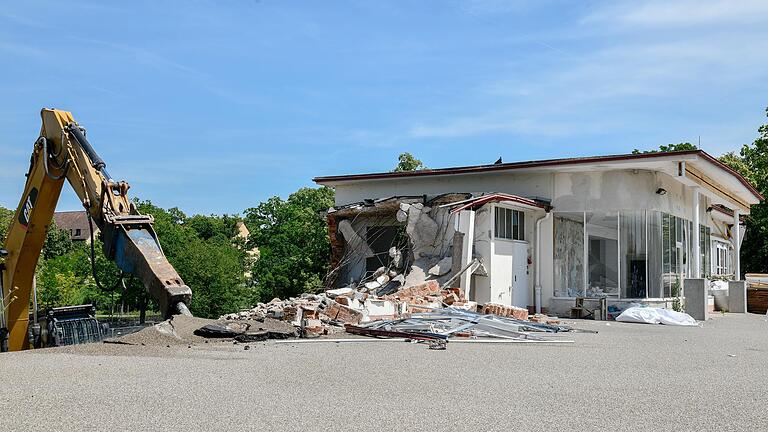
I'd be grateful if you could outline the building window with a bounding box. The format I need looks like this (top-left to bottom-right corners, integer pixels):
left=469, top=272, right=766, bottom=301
left=647, top=211, right=663, bottom=298
left=700, top=225, right=711, bottom=278
left=587, top=212, right=619, bottom=297
left=554, top=210, right=704, bottom=299
left=553, top=212, right=584, bottom=297
left=713, top=241, right=731, bottom=276
left=494, top=207, right=525, bottom=241
left=75, top=228, right=81, bottom=237
left=620, top=211, right=646, bottom=298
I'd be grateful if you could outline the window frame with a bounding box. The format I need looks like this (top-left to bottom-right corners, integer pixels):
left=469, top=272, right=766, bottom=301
left=494, top=206, right=525, bottom=241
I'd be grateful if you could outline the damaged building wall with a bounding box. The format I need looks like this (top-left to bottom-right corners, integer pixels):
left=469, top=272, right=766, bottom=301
left=332, top=172, right=553, bottom=207
left=328, top=197, right=461, bottom=294
left=322, top=160, right=748, bottom=317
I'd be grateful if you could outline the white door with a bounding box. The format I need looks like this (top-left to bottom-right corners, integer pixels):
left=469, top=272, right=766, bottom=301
left=512, top=242, right=530, bottom=308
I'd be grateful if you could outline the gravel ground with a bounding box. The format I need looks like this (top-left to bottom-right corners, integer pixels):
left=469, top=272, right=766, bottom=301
left=1, top=313, right=767, bottom=431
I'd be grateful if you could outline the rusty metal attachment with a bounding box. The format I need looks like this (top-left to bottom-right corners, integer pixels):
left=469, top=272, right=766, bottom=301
left=101, top=215, right=192, bottom=318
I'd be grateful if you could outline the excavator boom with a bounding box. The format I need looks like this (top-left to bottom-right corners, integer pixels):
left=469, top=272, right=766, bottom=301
left=1, top=109, right=191, bottom=351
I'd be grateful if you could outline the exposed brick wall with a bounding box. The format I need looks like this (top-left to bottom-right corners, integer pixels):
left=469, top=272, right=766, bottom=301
left=325, top=214, right=344, bottom=288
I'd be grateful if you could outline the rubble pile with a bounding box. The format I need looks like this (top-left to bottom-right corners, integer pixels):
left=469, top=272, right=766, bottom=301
left=219, top=278, right=571, bottom=345
left=213, top=195, right=579, bottom=346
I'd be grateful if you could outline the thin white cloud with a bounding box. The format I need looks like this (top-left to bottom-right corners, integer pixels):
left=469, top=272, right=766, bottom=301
left=583, top=0, right=768, bottom=27
left=409, top=0, right=768, bottom=141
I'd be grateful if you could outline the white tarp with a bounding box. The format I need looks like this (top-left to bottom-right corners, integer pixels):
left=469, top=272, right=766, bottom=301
left=616, top=307, right=698, bottom=326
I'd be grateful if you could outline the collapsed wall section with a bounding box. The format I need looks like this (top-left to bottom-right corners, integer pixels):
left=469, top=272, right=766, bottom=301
left=323, top=194, right=469, bottom=295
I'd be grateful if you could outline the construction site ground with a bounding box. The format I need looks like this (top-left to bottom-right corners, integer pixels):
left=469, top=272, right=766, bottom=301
left=2, top=313, right=767, bottom=431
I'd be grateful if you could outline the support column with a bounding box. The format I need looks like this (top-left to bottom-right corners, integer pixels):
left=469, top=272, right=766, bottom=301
left=728, top=280, right=747, bottom=313
left=684, top=278, right=707, bottom=321
left=733, top=209, right=741, bottom=280
left=457, top=210, right=475, bottom=300
left=691, top=187, right=701, bottom=278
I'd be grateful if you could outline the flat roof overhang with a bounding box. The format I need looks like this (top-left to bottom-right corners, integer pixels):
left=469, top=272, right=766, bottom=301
left=314, top=150, right=762, bottom=212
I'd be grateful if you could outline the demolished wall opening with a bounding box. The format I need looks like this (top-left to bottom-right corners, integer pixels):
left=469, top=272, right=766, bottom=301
left=365, top=225, right=410, bottom=275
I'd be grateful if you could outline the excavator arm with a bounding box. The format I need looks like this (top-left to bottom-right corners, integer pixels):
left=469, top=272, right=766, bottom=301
left=1, top=109, right=192, bottom=351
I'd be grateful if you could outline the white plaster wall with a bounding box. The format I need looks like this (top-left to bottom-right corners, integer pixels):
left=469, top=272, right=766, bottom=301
left=469, top=203, right=537, bottom=307
left=491, top=239, right=515, bottom=305
left=333, top=172, right=553, bottom=206
left=551, top=170, right=695, bottom=216
left=537, top=214, right=554, bottom=311
left=333, top=167, right=727, bottom=311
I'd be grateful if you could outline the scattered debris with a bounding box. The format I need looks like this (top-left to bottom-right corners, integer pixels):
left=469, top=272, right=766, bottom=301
left=212, top=277, right=580, bottom=348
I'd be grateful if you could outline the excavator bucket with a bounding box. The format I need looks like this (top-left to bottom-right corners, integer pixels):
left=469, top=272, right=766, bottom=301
left=42, top=305, right=103, bottom=347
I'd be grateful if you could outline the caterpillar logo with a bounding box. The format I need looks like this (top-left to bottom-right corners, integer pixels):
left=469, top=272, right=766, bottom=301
left=18, top=187, right=38, bottom=230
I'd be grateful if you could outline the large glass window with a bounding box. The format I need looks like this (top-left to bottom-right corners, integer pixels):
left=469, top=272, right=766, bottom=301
left=553, top=210, right=704, bottom=299
left=620, top=211, right=647, bottom=298
left=553, top=212, right=584, bottom=297
left=661, top=214, right=693, bottom=297
left=647, top=211, right=663, bottom=298
left=700, top=225, right=711, bottom=278
left=586, top=212, right=619, bottom=297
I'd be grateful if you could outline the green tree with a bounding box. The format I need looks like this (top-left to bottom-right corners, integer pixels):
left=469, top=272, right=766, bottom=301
left=172, top=237, right=247, bottom=317
left=42, top=221, right=74, bottom=260
left=0, top=206, right=13, bottom=243
left=135, top=200, right=249, bottom=317
left=718, top=108, right=768, bottom=276
left=186, top=214, right=240, bottom=242
left=632, top=142, right=698, bottom=154
left=393, top=152, right=426, bottom=172
left=244, top=186, right=335, bottom=302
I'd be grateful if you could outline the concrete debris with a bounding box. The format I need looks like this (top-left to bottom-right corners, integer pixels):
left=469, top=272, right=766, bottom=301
left=389, top=247, right=403, bottom=268
left=428, top=256, right=453, bottom=276
left=325, top=287, right=355, bottom=298
left=401, top=202, right=439, bottom=259
left=403, top=260, right=428, bottom=288
left=338, top=219, right=374, bottom=258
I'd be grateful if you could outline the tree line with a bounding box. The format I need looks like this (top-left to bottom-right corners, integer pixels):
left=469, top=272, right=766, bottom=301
left=0, top=188, right=334, bottom=319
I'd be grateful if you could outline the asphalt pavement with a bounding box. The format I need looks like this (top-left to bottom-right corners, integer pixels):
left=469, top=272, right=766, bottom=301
left=1, top=313, right=766, bottom=431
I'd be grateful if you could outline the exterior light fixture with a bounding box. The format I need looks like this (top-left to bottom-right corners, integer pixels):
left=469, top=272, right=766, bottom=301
left=656, top=188, right=667, bottom=195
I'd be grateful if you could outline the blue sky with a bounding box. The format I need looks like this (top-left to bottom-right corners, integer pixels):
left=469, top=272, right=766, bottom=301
left=1, top=0, right=766, bottom=215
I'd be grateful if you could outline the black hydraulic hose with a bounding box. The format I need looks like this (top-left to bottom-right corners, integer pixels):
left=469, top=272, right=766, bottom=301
left=86, top=212, right=120, bottom=292
left=40, top=137, right=69, bottom=181
left=66, top=124, right=111, bottom=179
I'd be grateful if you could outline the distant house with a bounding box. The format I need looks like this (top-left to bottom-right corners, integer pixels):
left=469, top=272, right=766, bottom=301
left=235, top=221, right=260, bottom=279
left=314, top=150, right=763, bottom=316
left=53, top=211, right=95, bottom=242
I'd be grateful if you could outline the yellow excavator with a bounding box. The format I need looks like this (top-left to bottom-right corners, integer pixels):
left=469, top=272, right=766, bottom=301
left=0, top=109, right=192, bottom=351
